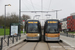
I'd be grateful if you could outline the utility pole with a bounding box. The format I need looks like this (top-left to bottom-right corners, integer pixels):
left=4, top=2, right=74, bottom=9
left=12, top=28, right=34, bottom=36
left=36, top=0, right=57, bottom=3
left=52, top=9, right=62, bottom=19
left=41, top=0, right=43, bottom=26
left=19, top=0, right=21, bottom=36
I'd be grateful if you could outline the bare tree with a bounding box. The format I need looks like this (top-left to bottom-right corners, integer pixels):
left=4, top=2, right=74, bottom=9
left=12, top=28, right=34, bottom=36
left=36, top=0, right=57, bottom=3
left=22, top=14, right=30, bottom=22
left=0, top=14, right=30, bottom=29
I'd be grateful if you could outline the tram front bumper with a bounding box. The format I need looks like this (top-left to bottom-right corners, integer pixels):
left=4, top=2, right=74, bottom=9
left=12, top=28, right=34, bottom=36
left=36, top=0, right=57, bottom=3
left=26, top=36, right=40, bottom=40
left=45, top=36, right=60, bottom=41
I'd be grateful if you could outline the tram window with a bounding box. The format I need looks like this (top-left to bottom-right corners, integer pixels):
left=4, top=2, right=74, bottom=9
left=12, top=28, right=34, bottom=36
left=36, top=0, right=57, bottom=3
left=46, top=24, right=59, bottom=33
left=28, top=24, right=39, bottom=33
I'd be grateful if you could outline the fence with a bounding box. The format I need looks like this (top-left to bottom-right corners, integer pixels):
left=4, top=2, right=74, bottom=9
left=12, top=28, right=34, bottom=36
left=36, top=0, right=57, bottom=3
left=60, top=32, right=75, bottom=38
left=0, top=34, right=25, bottom=50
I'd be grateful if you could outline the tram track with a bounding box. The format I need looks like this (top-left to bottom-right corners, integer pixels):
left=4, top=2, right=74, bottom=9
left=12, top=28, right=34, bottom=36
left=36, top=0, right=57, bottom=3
left=59, top=42, right=67, bottom=50
left=8, top=41, right=75, bottom=50
left=47, top=43, right=50, bottom=50
left=17, top=42, right=28, bottom=50
left=48, top=42, right=66, bottom=50
left=34, top=42, right=38, bottom=50
left=7, top=35, right=75, bottom=50
left=48, top=42, right=75, bottom=50
left=59, top=42, right=75, bottom=50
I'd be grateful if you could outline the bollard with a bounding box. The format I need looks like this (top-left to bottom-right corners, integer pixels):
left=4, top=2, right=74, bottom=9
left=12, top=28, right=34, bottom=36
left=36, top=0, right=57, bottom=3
left=19, top=35, right=21, bottom=40
left=16, top=35, right=18, bottom=42
left=7, top=36, right=9, bottom=46
left=67, top=32, right=68, bottom=37
left=1, top=37, right=3, bottom=50
left=12, top=36, right=14, bottom=43
left=71, top=33, right=72, bottom=37
left=72, top=33, right=74, bottom=38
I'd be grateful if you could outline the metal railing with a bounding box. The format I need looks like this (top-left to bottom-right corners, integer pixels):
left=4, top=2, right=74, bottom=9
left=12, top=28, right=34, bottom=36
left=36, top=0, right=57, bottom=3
left=60, top=32, right=75, bottom=38
left=7, top=35, right=21, bottom=46
left=0, top=34, right=25, bottom=50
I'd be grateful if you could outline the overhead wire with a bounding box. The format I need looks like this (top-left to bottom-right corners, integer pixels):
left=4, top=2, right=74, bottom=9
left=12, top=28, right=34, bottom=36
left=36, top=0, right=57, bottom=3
left=48, top=0, right=52, bottom=10
left=41, top=0, right=43, bottom=11
left=30, top=0, right=35, bottom=11
left=22, top=0, right=30, bottom=11
left=46, top=0, right=52, bottom=19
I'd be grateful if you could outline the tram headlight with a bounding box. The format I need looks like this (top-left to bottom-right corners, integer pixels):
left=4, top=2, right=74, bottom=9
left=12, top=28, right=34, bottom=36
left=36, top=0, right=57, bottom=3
left=38, top=34, right=40, bottom=36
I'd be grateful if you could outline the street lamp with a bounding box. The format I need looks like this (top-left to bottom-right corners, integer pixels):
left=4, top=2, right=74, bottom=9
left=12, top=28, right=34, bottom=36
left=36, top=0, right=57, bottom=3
left=5, top=4, right=11, bottom=6
left=45, top=14, right=51, bottom=19
left=4, top=4, right=11, bottom=39
left=33, top=15, right=40, bottom=20
left=52, top=9, right=62, bottom=19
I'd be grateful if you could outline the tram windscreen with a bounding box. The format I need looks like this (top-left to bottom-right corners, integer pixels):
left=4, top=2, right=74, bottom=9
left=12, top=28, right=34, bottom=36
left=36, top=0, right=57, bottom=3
left=28, top=24, right=38, bottom=33
left=46, top=23, right=59, bottom=33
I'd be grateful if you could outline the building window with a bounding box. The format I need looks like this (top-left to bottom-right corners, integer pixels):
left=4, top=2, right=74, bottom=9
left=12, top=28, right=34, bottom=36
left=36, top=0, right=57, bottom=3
left=73, top=25, right=74, bottom=26
left=68, top=18, right=70, bottom=20
left=68, top=25, right=69, bottom=27
left=73, top=16, right=75, bottom=19
left=73, top=29, right=74, bottom=30
left=67, top=22, right=69, bottom=24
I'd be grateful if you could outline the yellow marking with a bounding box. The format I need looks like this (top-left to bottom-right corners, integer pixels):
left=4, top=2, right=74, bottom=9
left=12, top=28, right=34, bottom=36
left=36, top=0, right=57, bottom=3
left=34, top=22, right=38, bottom=23
left=48, top=21, right=50, bottom=23
left=48, top=21, right=57, bottom=23
left=28, top=22, right=33, bottom=23
left=28, top=22, right=38, bottom=23
left=53, top=21, right=57, bottom=23
left=50, top=21, right=53, bottom=23
left=26, top=33, right=39, bottom=37
left=45, top=33, right=60, bottom=37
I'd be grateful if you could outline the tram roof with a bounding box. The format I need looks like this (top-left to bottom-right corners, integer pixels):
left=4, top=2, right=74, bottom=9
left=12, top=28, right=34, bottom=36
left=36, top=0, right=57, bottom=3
left=46, top=19, right=59, bottom=21
left=27, top=19, right=39, bottom=22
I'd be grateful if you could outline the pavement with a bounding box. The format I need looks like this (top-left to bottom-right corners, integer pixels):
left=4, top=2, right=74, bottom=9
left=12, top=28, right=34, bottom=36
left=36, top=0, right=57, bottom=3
left=2, top=33, right=75, bottom=50
left=60, top=35, right=75, bottom=48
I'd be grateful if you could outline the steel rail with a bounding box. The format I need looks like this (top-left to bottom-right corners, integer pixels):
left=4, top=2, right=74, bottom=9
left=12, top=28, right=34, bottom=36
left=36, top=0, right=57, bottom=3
left=34, top=42, right=38, bottom=50
left=17, top=42, right=28, bottom=50
left=47, top=43, right=50, bottom=50
left=59, top=42, right=67, bottom=50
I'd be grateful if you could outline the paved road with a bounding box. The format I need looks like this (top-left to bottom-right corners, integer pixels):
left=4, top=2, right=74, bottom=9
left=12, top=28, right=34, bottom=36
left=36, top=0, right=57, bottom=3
left=3, top=32, right=75, bottom=50
left=7, top=41, right=75, bottom=50
left=7, top=32, right=75, bottom=50
left=35, top=42, right=49, bottom=50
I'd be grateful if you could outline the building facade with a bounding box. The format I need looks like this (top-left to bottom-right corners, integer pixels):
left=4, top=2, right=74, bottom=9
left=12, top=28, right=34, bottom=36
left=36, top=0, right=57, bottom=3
left=60, top=18, right=67, bottom=32
left=67, top=15, right=75, bottom=31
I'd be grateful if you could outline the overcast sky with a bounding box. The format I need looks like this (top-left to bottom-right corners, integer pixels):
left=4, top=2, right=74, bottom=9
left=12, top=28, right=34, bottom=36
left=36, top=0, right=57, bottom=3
left=0, top=0, right=75, bottom=21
